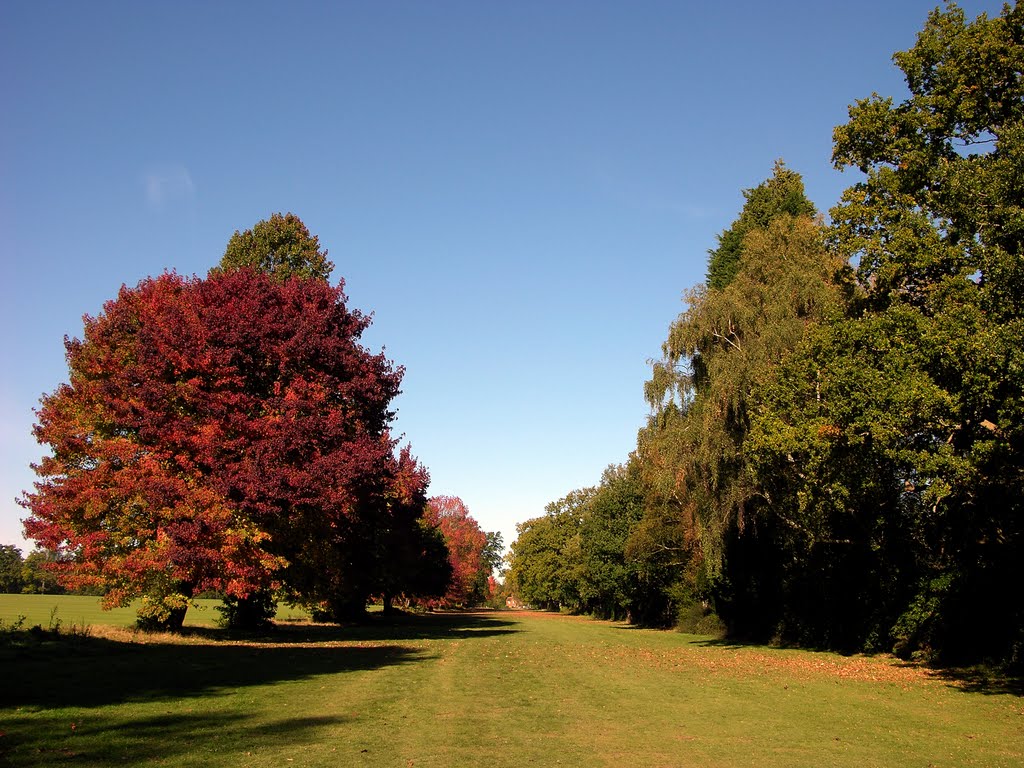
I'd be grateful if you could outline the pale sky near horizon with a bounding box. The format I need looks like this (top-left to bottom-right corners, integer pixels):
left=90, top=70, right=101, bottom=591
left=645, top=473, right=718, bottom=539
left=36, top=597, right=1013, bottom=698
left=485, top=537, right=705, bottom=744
left=0, top=1, right=1005, bottom=557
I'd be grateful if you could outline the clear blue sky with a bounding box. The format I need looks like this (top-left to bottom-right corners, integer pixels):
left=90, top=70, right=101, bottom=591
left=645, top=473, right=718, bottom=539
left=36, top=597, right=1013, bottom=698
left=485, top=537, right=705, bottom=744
left=0, top=1, right=1004, bottom=556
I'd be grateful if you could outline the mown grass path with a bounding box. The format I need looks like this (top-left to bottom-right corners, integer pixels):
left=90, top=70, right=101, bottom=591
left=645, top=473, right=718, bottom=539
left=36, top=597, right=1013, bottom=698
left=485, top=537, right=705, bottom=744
left=1, top=607, right=1021, bottom=767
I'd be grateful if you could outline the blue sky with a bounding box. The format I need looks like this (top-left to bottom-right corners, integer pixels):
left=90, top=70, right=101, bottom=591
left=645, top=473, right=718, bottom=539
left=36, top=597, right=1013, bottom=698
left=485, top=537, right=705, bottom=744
left=0, top=1, right=1004, bottom=556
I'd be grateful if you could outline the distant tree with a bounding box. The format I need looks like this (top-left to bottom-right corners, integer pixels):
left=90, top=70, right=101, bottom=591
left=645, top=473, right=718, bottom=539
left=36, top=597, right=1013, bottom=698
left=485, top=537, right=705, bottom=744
left=506, top=489, right=592, bottom=611
left=217, top=212, right=334, bottom=282
left=20, top=549, right=66, bottom=595
left=21, top=262, right=424, bottom=628
left=424, top=496, right=490, bottom=607
left=577, top=464, right=644, bottom=621
left=0, top=545, right=25, bottom=593
left=472, top=531, right=505, bottom=602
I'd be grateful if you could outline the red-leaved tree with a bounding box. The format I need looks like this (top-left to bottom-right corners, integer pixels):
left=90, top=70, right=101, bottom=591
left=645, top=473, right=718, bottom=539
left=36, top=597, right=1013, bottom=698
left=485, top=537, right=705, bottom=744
left=21, top=267, right=436, bottom=627
left=423, top=496, right=490, bottom=607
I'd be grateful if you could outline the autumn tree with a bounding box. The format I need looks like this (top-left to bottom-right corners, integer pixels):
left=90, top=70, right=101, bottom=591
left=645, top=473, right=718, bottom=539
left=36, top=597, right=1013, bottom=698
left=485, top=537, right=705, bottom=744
left=21, top=231, right=431, bottom=628
left=423, top=496, right=494, bottom=608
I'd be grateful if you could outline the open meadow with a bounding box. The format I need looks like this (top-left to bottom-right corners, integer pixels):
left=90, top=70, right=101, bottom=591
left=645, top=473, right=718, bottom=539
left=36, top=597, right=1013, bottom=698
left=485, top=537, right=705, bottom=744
left=1, top=597, right=1022, bottom=767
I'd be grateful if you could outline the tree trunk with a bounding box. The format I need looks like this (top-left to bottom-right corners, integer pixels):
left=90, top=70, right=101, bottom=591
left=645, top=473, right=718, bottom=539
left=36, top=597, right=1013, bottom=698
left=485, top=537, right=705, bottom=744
left=165, top=605, right=188, bottom=632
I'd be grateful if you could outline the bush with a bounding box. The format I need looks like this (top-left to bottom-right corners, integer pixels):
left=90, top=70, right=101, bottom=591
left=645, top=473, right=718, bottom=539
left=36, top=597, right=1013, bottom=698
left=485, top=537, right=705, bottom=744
left=676, top=601, right=726, bottom=637
left=217, top=592, right=277, bottom=631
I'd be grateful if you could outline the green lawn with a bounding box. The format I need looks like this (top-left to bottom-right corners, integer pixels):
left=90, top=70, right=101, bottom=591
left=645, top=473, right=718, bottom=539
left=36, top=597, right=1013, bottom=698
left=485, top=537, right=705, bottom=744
left=1, top=599, right=1021, bottom=767
left=0, top=594, right=310, bottom=630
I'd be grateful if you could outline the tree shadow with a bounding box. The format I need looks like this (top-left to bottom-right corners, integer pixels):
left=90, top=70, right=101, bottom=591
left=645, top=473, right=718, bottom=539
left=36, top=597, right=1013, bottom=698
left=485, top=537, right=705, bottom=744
left=0, top=633, right=426, bottom=710
left=0, top=609, right=522, bottom=766
left=689, top=635, right=862, bottom=657
left=927, top=666, right=1024, bottom=697
left=0, top=610, right=518, bottom=711
left=685, top=635, right=1024, bottom=697
left=187, top=608, right=522, bottom=644
left=0, top=709, right=351, bottom=767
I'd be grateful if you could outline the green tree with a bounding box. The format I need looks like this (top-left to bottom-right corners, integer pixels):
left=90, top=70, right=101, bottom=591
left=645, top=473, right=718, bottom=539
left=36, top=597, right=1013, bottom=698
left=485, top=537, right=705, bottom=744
left=639, top=164, right=839, bottom=633
left=21, top=549, right=66, bottom=595
left=706, top=161, right=816, bottom=291
left=469, top=531, right=505, bottom=605
left=818, top=0, right=1024, bottom=662
left=217, top=212, right=334, bottom=282
left=576, top=463, right=644, bottom=621
left=0, top=545, right=25, bottom=593
left=744, top=2, right=1024, bottom=661
left=506, top=489, right=592, bottom=611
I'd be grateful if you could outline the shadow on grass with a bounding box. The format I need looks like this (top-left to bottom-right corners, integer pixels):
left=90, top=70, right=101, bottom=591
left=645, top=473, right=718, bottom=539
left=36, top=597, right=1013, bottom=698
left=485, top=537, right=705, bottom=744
left=1, top=611, right=518, bottom=710
left=0, top=610, right=521, bottom=766
left=685, top=635, right=1024, bottom=697
left=927, top=666, right=1024, bottom=697
left=249, top=609, right=520, bottom=643
left=0, top=709, right=351, bottom=768
left=0, top=633, right=426, bottom=711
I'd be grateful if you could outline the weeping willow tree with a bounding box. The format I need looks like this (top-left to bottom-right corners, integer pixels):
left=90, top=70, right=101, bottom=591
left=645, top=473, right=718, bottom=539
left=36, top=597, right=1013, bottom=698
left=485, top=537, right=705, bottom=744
left=636, top=162, right=845, bottom=631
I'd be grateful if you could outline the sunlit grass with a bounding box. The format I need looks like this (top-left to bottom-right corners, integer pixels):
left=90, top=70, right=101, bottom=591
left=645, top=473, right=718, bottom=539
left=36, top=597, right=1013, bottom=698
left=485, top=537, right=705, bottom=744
left=0, top=593, right=310, bottom=631
left=1, top=603, right=1021, bottom=767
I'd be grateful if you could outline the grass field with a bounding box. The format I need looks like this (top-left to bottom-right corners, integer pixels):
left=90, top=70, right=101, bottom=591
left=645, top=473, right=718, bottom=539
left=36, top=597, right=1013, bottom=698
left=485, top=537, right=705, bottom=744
left=1, top=596, right=1022, bottom=767
left=0, top=594, right=310, bottom=631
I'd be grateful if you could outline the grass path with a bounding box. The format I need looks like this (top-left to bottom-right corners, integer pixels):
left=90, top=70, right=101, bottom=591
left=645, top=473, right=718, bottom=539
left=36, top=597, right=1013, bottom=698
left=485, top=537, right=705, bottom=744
left=1, top=606, right=1022, bottom=767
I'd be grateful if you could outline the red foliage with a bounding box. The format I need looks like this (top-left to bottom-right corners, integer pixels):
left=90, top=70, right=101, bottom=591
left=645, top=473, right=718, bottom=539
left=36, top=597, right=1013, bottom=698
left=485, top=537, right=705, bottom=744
left=423, top=495, right=488, bottom=607
left=21, top=269, right=426, bottom=617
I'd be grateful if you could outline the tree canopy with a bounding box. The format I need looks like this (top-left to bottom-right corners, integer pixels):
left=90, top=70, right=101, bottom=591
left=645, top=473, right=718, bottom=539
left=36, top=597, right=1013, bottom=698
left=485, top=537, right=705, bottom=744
left=705, top=161, right=816, bottom=292
left=21, top=221, right=443, bottom=628
left=423, top=496, right=501, bottom=608
left=507, top=2, right=1024, bottom=665
left=217, top=212, right=335, bottom=282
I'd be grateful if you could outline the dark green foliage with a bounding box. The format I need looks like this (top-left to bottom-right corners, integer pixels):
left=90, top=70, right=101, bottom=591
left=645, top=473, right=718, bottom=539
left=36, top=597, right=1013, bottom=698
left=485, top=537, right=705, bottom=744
left=823, top=0, right=1024, bottom=664
left=577, top=465, right=644, bottom=620
left=217, top=592, right=278, bottom=631
left=510, top=2, right=1023, bottom=666
left=217, top=212, right=334, bottom=282
left=640, top=174, right=839, bottom=634
left=728, top=1, right=1024, bottom=662
left=0, top=546, right=25, bottom=594
left=378, top=518, right=453, bottom=614
left=706, top=161, right=816, bottom=291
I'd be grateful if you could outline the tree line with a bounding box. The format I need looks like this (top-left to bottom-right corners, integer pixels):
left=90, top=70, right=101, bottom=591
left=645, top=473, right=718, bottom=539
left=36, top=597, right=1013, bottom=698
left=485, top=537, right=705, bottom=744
left=17, top=213, right=499, bottom=628
left=0, top=545, right=70, bottom=595
left=507, top=2, right=1024, bottom=667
